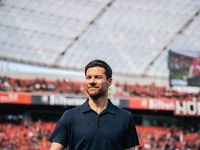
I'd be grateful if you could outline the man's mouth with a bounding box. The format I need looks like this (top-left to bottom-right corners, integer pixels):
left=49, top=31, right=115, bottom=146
left=89, top=87, right=98, bottom=89
left=88, top=87, right=99, bottom=90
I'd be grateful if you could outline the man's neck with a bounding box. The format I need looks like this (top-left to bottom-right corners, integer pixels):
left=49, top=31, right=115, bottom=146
left=88, top=97, right=108, bottom=115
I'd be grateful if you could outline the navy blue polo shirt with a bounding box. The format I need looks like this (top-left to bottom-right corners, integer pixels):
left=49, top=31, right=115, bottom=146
left=49, top=99, right=139, bottom=150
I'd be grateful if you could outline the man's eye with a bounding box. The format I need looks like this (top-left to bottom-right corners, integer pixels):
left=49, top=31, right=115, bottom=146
left=86, top=76, right=91, bottom=79
left=96, top=76, right=102, bottom=79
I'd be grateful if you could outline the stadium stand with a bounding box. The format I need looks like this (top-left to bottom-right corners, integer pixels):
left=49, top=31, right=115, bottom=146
left=1, top=75, right=200, bottom=100
left=0, top=0, right=200, bottom=77
left=0, top=121, right=199, bottom=149
left=0, top=121, right=53, bottom=150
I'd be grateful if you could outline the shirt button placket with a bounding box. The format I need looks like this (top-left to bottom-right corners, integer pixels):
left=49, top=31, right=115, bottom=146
left=97, top=115, right=100, bottom=128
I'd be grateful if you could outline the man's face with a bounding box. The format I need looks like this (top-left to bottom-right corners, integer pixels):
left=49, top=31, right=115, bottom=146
left=85, top=67, right=112, bottom=98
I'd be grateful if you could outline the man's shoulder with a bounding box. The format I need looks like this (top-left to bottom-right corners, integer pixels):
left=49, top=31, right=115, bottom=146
left=112, top=103, right=132, bottom=117
left=62, top=102, right=85, bottom=116
left=57, top=102, right=87, bottom=126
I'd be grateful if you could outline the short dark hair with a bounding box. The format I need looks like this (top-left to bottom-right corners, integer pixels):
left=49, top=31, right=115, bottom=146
left=85, top=59, right=112, bottom=79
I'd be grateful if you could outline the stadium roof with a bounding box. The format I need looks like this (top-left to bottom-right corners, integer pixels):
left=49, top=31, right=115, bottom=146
left=0, top=0, right=200, bottom=78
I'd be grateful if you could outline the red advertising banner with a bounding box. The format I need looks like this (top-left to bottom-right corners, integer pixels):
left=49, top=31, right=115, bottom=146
left=129, top=98, right=175, bottom=111
left=174, top=100, right=200, bottom=116
left=129, top=98, right=149, bottom=109
left=0, top=92, right=31, bottom=105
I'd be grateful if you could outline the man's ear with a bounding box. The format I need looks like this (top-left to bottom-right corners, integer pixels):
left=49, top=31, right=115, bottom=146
left=107, top=78, right=112, bottom=87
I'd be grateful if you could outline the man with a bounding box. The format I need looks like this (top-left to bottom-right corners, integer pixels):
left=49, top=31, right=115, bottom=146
left=49, top=59, right=139, bottom=150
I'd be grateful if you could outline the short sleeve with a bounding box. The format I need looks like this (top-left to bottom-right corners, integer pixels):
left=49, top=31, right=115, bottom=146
left=124, top=114, right=140, bottom=148
left=49, top=111, right=69, bottom=147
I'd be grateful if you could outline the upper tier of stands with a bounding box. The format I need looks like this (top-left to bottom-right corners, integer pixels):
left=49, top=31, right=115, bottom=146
left=1, top=75, right=200, bottom=100
left=1, top=0, right=200, bottom=78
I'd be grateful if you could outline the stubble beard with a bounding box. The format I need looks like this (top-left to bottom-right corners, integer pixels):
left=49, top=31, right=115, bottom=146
left=87, top=88, right=105, bottom=101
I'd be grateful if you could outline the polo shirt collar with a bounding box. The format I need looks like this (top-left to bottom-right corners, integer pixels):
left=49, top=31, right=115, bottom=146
left=81, top=99, right=116, bottom=115
left=81, top=99, right=91, bottom=113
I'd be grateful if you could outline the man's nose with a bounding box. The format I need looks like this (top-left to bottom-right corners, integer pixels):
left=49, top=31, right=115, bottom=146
left=89, top=78, right=96, bottom=84
left=90, top=82, right=96, bottom=86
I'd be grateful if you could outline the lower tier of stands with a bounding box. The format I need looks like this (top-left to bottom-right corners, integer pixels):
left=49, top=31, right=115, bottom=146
left=0, top=122, right=199, bottom=150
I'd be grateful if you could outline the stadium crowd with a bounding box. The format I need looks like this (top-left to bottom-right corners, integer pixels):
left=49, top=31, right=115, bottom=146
left=0, top=120, right=52, bottom=150
left=137, top=125, right=200, bottom=150
left=0, top=75, right=200, bottom=100
left=0, top=120, right=199, bottom=150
